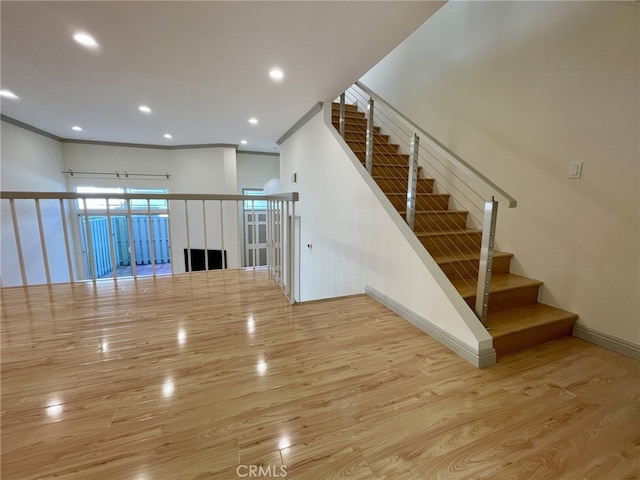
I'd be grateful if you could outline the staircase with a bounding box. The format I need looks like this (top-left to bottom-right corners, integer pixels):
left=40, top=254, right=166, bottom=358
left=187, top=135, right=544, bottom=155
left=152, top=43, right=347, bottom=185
left=332, top=103, right=578, bottom=357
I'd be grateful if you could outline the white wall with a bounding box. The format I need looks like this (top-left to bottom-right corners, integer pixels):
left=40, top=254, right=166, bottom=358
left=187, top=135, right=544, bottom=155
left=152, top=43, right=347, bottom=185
left=236, top=152, right=279, bottom=193
left=1, top=121, right=70, bottom=286
left=62, top=142, right=241, bottom=273
left=360, top=1, right=640, bottom=346
left=279, top=105, right=492, bottom=361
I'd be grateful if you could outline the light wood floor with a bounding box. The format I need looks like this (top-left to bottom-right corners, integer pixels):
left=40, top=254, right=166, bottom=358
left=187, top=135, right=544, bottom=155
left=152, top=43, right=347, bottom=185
left=2, top=269, right=639, bottom=479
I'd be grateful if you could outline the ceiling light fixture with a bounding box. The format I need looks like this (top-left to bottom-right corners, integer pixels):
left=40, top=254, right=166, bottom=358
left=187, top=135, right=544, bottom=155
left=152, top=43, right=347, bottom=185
left=249, top=118, right=258, bottom=125
left=240, top=140, right=248, bottom=145
left=73, top=32, right=99, bottom=48
left=72, top=125, right=83, bottom=131
left=0, top=89, right=19, bottom=100
left=139, top=105, right=152, bottom=114
left=269, top=68, right=284, bottom=81
left=163, top=133, right=172, bottom=139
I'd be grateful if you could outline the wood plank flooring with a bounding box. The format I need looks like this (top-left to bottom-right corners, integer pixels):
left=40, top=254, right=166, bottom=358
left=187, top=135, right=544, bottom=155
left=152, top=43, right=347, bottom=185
left=2, top=269, right=639, bottom=479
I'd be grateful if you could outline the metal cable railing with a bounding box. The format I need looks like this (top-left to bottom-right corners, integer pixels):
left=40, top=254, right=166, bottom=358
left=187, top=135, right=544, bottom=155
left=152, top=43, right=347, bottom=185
left=333, top=91, right=483, bottom=283
left=334, top=83, right=517, bottom=323
left=0, top=191, right=299, bottom=303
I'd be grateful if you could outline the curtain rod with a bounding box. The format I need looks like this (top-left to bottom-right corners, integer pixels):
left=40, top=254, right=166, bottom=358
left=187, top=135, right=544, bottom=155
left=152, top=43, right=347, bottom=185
left=62, top=169, right=170, bottom=179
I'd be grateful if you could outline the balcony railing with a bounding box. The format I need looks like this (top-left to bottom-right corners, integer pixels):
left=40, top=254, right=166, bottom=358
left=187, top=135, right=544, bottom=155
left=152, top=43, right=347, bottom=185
left=0, top=191, right=299, bottom=303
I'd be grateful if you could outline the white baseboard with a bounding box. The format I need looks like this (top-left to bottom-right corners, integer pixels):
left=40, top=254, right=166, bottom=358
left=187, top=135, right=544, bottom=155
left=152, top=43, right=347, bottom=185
left=573, top=324, right=640, bottom=361
left=365, top=285, right=496, bottom=368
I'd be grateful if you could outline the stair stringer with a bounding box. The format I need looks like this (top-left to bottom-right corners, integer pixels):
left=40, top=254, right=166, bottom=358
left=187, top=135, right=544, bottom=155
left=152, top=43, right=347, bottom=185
left=323, top=103, right=495, bottom=367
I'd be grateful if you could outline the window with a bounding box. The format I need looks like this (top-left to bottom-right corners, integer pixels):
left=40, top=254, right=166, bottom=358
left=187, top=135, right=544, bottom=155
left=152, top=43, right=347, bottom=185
left=75, top=186, right=168, bottom=210
left=243, top=189, right=267, bottom=211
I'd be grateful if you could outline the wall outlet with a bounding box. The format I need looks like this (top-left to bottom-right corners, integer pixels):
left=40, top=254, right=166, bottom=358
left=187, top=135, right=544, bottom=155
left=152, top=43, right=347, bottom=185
left=568, top=161, right=583, bottom=179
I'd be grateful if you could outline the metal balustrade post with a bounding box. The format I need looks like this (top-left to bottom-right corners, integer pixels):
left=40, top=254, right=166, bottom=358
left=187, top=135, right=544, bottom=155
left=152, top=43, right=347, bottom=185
left=406, top=134, right=420, bottom=231
left=365, top=97, right=374, bottom=175
left=339, top=93, right=346, bottom=138
left=475, top=197, right=499, bottom=324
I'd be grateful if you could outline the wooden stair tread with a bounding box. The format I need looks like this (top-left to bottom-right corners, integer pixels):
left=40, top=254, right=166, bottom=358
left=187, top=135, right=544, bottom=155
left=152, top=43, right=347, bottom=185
left=452, top=273, right=543, bottom=298
left=416, top=228, right=481, bottom=238
left=485, top=303, right=578, bottom=338
left=360, top=161, right=411, bottom=167
left=374, top=175, right=433, bottom=181
left=405, top=209, right=469, bottom=216
left=347, top=141, right=401, bottom=149
left=433, top=250, right=513, bottom=265
left=387, top=192, right=446, bottom=198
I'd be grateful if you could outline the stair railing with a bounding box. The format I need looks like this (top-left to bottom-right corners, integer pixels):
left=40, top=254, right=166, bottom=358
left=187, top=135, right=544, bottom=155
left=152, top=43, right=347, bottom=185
left=336, top=83, right=516, bottom=323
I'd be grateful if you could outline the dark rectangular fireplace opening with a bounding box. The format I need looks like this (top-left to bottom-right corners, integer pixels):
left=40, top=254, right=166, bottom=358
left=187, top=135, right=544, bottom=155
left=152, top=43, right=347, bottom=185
left=184, top=249, right=227, bottom=272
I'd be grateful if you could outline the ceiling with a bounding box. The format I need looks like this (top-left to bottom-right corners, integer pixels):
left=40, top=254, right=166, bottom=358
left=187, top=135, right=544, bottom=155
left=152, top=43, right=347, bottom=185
left=1, top=1, right=444, bottom=153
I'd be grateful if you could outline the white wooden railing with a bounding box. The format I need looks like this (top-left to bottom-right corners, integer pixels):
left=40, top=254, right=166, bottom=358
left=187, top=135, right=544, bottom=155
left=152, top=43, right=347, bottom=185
left=0, top=191, right=299, bottom=302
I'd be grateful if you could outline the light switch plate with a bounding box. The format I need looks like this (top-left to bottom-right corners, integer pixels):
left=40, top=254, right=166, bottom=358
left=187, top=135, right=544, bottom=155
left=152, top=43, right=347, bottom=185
left=568, top=161, right=583, bottom=179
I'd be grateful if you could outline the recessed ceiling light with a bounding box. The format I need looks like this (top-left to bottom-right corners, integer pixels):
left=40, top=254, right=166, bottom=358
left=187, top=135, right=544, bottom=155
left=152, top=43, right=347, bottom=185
left=240, top=140, right=248, bottom=145
left=139, top=105, right=152, bottom=114
left=249, top=118, right=258, bottom=125
left=269, top=68, right=284, bottom=81
left=0, top=89, right=19, bottom=100
left=163, top=133, right=172, bottom=139
left=73, top=32, right=99, bottom=48
left=72, top=125, right=83, bottom=131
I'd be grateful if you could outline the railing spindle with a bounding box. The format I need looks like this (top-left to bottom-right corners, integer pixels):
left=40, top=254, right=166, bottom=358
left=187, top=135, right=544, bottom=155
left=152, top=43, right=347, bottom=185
left=184, top=200, right=191, bottom=272
left=59, top=199, right=74, bottom=283
left=279, top=201, right=284, bottom=286
left=126, top=199, right=137, bottom=278
left=219, top=201, right=225, bottom=269
left=105, top=199, right=117, bottom=281
left=166, top=199, right=175, bottom=276
left=83, top=201, right=97, bottom=282
left=289, top=200, right=296, bottom=302
left=147, top=199, right=157, bottom=277
left=202, top=200, right=209, bottom=272
left=34, top=199, right=51, bottom=285
left=285, top=200, right=290, bottom=297
left=251, top=199, right=257, bottom=268
left=9, top=199, right=27, bottom=286
left=266, top=200, right=272, bottom=273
